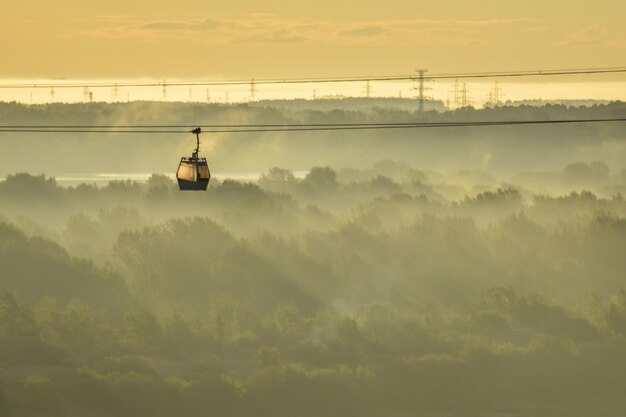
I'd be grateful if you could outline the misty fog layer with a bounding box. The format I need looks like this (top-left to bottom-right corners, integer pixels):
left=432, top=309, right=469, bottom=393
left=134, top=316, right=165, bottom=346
left=2, top=100, right=626, bottom=176
left=2, top=150, right=626, bottom=415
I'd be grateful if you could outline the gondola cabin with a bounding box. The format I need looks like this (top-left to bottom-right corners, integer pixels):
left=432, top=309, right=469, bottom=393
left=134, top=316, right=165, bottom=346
left=177, top=127, right=210, bottom=191
left=177, top=156, right=210, bottom=190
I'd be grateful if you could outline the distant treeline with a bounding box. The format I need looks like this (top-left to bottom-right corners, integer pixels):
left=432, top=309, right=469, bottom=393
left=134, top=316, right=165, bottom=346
left=2, top=163, right=626, bottom=416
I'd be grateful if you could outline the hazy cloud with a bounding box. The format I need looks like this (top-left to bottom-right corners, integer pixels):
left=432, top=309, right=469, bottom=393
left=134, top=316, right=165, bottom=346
left=139, top=18, right=222, bottom=31
left=606, top=39, right=626, bottom=47
left=554, top=25, right=608, bottom=46
left=522, top=26, right=549, bottom=33
left=240, top=30, right=309, bottom=44
left=70, top=15, right=539, bottom=46
left=339, top=25, right=388, bottom=37
left=454, top=18, right=538, bottom=26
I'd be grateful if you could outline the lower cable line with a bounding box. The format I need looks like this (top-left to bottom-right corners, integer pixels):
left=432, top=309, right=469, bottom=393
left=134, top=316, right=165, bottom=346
left=0, top=118, right=625, bottom=135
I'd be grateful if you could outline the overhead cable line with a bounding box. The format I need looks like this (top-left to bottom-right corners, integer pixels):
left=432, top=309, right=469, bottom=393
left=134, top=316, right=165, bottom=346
left=1, top=67, right=626, bottom=89
left=1, top=118, right=625, bottom=134
left=0, top=129, right=191, bottom=134
left=2, top=118, right=626, bottom=130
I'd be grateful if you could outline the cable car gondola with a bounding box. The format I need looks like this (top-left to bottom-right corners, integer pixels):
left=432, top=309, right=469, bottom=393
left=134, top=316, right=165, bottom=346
left=176, top=127, right=210, bottom=191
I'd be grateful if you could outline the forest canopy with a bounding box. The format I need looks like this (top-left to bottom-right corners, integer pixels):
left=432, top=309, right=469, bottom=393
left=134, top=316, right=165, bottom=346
left=1, top=101, right=626, bottom=416
left=1, top=154, right=626, bottom=416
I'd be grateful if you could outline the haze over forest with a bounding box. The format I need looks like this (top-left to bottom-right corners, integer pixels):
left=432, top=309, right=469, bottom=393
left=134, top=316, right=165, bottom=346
left=2, top=100, right=626, bottom=176
left=1, top=98, right=626, bottom=415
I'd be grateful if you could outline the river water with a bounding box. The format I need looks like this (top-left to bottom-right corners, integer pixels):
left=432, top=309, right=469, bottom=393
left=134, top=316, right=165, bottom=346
left=0, top=171, right=309, bottom=187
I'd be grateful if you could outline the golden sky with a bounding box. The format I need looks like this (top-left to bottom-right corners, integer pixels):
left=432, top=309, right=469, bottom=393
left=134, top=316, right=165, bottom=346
left=1, top=0, right=625, bottom=79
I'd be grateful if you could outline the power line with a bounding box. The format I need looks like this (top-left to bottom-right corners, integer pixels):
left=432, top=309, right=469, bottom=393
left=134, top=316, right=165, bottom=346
left=412, top=69, right=432, bottom=112
left=249, top=78, right=257, bottom=101
left=0, top=122, right=518, bottom=128
left=363, top=80, right=373, bottom=98
left=1, top=118, right=625, bottom=134
left=1, top=67, right=625, bottom=90
left=5, top=118, right=626, bottom=129
left=0, top=129, right=190, bottom=134
left=1, top=118, right=625, bottom=129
